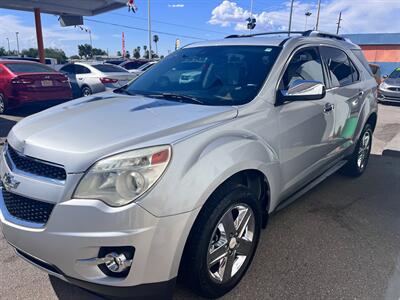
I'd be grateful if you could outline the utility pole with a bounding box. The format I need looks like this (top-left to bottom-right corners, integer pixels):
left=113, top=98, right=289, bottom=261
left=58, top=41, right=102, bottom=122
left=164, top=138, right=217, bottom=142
left=6, top=38, right=10, bottom=53
left=288, top=0, right=295, bottom=36
left=305, top=11, right=312, bottom=31
left=316, top=0, right=321, bottom=30
left=15, top=32, right=20, bottom=56
left=148, top=0, right=152, bottom=60
left=336, top=11, right=343, bottom=35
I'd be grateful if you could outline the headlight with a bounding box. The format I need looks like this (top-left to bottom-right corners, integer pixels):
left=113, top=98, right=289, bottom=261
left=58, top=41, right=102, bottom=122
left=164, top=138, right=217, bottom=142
left=74, top=145, right=171, bottom=207
left=379, top=82, right=388, bottom=90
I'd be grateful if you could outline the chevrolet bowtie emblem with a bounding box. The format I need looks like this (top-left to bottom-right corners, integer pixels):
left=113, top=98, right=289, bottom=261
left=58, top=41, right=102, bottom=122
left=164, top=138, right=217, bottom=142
left=1, top=173, right=20, bottom=190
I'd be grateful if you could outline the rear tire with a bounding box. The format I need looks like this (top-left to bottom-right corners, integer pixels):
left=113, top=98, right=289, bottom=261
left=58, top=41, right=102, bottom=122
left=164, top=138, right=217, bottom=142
left=343, top=123, right=373, bottom=177
left=81, top=86, right=92, bottom=97
left=181, top=186, right=262, bottom=298
left=0, top=94, right=6, bottom=114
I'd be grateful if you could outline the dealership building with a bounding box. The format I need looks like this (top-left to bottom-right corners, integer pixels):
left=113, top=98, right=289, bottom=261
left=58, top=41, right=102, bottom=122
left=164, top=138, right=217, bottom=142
left=343, top=33, right=400, bottom=75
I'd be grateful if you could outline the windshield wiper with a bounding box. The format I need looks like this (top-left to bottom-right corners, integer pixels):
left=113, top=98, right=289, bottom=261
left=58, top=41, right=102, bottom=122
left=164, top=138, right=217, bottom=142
left=113, top=87, right=136, bottom=96
left=147, top=92, right=205, bottom=105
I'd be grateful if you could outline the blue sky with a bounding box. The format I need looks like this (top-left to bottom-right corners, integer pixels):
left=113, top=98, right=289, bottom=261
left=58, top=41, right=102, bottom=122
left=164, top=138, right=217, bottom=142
left=0, top=0, right=399, bottom=57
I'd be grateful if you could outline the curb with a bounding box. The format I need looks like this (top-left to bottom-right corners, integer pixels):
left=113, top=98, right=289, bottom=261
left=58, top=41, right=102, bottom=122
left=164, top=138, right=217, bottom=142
left=382, top=131, right=400, bottom=157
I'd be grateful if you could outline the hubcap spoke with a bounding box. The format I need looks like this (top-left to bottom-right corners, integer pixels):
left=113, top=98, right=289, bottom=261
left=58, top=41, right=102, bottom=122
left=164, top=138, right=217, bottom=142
left=236, top=208, right=252, bottom=238
left=220, top=211, right=236, bottom=235
left=222, top=252, right=235, bottom=282
left=208, top=244, right=228, bottom=266
left=236, top=237, right=252, bottom=256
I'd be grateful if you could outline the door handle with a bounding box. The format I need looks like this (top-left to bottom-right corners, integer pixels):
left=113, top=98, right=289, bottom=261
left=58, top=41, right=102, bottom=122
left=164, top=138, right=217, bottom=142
left=324, top=103, right=335, bottom=113
left=358, top=90, right=365, bottom=97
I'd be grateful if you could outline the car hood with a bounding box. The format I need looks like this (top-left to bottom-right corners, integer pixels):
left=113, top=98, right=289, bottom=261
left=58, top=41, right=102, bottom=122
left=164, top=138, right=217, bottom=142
left=384, top=78, right=400, bottom=86
left=8, top=93, right=238, bottom=172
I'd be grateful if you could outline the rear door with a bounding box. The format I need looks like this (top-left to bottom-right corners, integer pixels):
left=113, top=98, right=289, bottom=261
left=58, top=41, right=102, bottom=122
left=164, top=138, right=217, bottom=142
left=276, top=46, right=336, bottom=196
left=320, top=46, right=364, bottom=156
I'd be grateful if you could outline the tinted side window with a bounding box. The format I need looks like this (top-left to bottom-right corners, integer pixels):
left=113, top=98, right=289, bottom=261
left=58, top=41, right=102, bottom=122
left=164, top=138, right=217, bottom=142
left=281, top=47, right=324, bottom=90
left=60, top=64, right=75, bottom=74
left=352, top=49, right=374, bottom=76
left=320, top=47, right=355, bottom=87
left=75, top=65, right=91, bottom=74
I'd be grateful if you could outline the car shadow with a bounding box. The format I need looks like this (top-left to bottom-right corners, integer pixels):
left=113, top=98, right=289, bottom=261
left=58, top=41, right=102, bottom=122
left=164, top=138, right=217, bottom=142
left=47, top=154, right=400, bottom=300
left=0, top=116, right=17, bottom=143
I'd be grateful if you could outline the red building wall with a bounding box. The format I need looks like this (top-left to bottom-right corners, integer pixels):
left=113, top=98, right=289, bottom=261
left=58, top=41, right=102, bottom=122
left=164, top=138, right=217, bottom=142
left=360, top=45, right=400, bottom=62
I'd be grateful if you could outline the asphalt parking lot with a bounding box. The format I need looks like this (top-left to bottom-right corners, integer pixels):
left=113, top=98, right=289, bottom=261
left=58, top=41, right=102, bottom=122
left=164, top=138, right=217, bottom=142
left=1, top=103, right=400, bottom=300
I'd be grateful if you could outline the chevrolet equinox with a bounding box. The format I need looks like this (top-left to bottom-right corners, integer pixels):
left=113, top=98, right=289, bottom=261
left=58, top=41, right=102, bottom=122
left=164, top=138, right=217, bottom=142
left=0, top=31, right=378, bottom=299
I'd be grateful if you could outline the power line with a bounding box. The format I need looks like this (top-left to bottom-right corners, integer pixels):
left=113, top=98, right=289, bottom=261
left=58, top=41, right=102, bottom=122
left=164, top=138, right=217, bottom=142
left=83, top=18, right=207, bottom=41
left=110, top=12, right=227, bottom=35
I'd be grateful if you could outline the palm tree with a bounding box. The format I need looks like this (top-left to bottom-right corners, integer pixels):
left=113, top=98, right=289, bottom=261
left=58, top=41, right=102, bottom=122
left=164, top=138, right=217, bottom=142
left=143, top=45, right=148, bottom=59
left=153, top=35, right=159, bottom=56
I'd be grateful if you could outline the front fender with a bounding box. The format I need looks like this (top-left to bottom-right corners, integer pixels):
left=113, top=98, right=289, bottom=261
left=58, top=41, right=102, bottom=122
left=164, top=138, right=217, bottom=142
left=138, top=131, right=281, bottom=217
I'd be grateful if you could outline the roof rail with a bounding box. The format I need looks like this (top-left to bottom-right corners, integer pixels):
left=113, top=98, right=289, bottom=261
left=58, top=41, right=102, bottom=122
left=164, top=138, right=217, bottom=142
left=303, top=30, right=346, bottom=41
left=225, top=31, right=305, bottom=39
left=225, top=30, right=346, bottom=41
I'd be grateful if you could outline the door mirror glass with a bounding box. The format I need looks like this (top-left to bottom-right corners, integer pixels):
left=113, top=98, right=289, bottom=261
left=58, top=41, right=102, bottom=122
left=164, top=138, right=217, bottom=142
left=280, top=80, right=326, bottom=102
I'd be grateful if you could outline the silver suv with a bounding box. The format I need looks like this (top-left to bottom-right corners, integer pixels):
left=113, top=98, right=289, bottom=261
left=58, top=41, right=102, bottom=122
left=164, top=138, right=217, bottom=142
left=0, top=31, right=378, bottom=299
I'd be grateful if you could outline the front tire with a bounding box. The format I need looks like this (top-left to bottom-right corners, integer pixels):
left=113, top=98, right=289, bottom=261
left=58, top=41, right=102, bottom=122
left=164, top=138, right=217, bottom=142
left=181, top=186, right=262, bottom=298
left=343, top=123, right=373, bottom=177
left=0, top=94, right=7, bottom=114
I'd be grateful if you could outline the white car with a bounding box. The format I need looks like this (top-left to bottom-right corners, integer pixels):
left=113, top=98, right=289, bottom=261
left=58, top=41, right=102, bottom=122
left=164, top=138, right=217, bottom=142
left=60, top=62, right=137, bottom=97
left=129, top=61, right=157, bottom=76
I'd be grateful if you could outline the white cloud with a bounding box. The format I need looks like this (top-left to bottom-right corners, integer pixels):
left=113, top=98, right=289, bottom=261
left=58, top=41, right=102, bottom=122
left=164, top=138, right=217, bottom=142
left=0, top=14, right=93, bottom=55
left=209, top=0, right=400, bottom=33
left=168, top=4, right=184, bottom=8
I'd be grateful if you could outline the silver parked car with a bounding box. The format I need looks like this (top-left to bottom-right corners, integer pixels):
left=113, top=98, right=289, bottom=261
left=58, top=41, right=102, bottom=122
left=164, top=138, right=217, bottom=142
left=129, top=61, right=157, bottom=76
left=0, top=31, right=378, bottom=299
left=60, top=62, right=136, bottom=97
left=378, top=68, right=400, bottom=103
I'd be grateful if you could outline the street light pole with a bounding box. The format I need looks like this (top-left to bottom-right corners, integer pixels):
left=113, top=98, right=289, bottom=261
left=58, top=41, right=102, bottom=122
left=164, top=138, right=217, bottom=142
left=148, top=0, right=152, bottom=60
left=336, top=11, right=343, bottom=35
left=15, top=32, right=20, bottom=56
left=316, top=0, right=321, bottom=30
left=288, top=0, right=295, bottom=36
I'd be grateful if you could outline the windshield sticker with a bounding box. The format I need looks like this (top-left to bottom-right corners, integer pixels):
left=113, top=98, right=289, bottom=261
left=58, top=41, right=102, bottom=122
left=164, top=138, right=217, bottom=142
left=264, top=48, right=273, bottom=52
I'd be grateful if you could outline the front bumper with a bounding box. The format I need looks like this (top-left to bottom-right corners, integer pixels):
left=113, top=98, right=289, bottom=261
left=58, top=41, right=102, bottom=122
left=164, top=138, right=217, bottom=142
left=378, top=88, right=400, bottom=103
left=0, top=147, right=199, bottom=296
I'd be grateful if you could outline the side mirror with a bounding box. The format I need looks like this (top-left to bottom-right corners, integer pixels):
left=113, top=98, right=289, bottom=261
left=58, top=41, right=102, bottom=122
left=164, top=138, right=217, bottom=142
left=382, top=74, right=389, bottom=80
left=278, top=80, right=326, bottom=103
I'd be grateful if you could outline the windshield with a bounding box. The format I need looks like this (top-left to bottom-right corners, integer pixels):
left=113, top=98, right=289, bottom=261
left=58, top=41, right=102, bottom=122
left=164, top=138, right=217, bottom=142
left=124, top=46, right=281, bottom=106
left=93, top=64, right=129, bottom=73
left=389, top=69, right=400, bottom=79
left=4, top=63, right=56, bottom=73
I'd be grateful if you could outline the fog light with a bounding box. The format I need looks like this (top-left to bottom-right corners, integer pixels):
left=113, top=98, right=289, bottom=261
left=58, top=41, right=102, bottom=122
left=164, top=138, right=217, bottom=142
left=76, top=246, right=135, bottom=278
left=104, top=252, right=131, bottom=273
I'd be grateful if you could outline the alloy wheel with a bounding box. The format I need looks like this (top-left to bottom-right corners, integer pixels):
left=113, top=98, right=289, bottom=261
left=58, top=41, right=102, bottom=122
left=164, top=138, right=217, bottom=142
left=357, top=130, right=371, bottom=171
left=207, top=204, right=255, bottom=283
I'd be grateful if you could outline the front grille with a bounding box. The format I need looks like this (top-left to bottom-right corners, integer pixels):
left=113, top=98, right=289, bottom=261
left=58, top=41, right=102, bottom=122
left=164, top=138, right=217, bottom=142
left=7, top=146, right=66, bottom=181
left=388, top=87, right=400, bottom=92
left=2, top=189, right=55, bottom=224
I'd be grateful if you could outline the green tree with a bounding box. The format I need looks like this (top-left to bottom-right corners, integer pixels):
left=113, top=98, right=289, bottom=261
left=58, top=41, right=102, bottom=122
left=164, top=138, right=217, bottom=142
left=117, top=50, right=122, bottom=57
left=20, top=47, right=67, bottom=63
left=78, top=44, right=93, bottom=58
left=92, top=48, right=107, bottom=56
left=133, top=47, right=141, bottom=59
left=153, top=35, right=159, bottom=56
left=0, top=47, right=7, bottom=56
left=125, top=50, right=130, bottom=59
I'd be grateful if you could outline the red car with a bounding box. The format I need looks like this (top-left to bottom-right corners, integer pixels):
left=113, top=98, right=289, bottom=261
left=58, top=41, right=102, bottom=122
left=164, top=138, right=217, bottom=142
left=0, top=60, right=72, bottom=114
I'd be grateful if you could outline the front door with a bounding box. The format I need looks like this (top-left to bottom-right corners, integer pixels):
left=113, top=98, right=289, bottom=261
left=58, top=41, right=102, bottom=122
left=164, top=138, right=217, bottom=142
left=276, top=47, right=336, bottom=197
